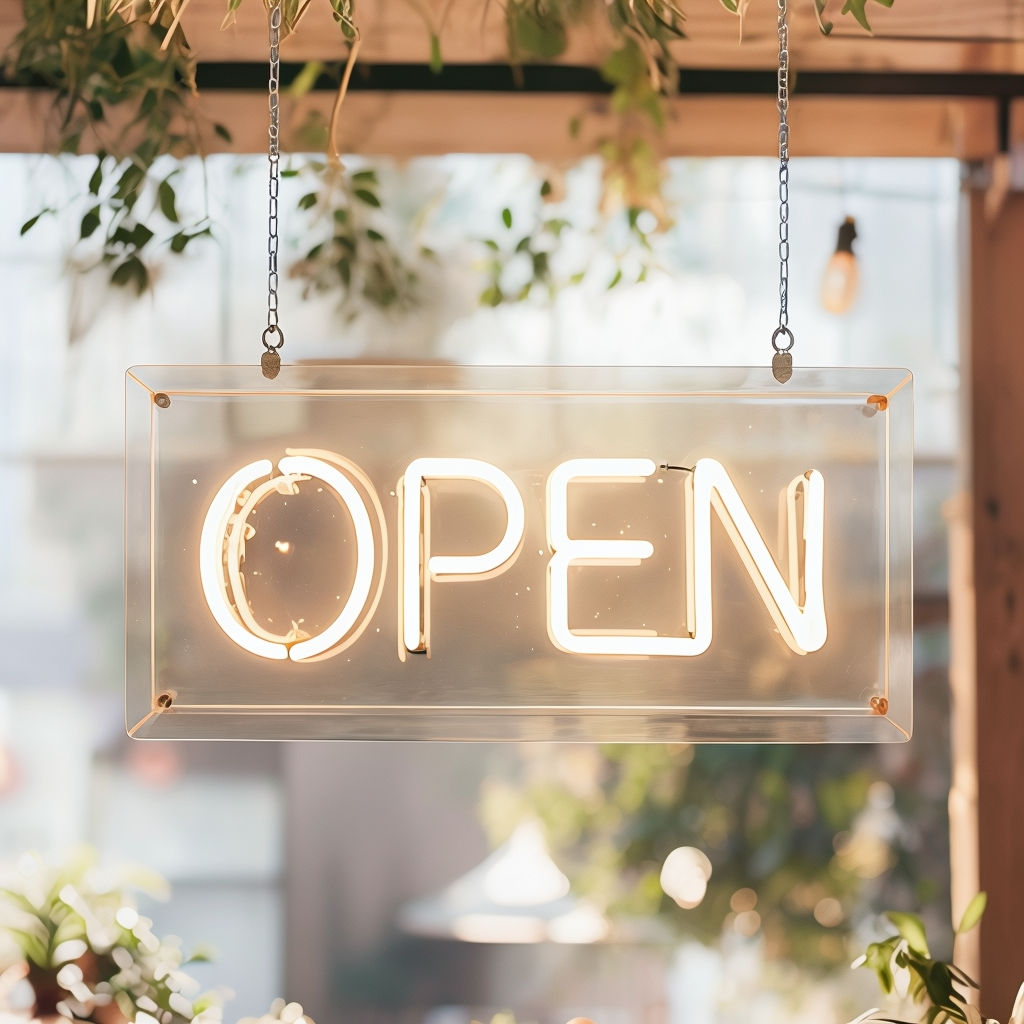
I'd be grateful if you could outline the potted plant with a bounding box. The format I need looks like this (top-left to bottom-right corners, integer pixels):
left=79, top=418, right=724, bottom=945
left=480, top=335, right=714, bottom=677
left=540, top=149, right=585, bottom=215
left=0, top=847, right=312, bottom=1024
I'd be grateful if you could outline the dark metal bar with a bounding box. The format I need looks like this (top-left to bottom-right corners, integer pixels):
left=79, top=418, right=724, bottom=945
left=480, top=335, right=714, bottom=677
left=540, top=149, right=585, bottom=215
left=5, top=63, right=1024, bottom=98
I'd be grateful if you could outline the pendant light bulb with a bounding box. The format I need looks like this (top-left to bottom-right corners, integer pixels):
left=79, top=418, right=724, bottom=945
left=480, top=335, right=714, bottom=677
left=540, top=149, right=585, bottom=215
left=821, top=216, right=859, bottom=315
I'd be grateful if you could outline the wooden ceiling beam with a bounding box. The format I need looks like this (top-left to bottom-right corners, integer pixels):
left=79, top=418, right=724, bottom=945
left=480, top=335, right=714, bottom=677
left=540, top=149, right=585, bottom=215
left=3, top=0, right=1024, bottom=73
left=0, top=88, right=1006, bottom=160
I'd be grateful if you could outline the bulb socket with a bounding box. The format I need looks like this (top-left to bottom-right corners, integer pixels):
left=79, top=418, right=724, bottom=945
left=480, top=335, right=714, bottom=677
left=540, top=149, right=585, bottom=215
left=834, top=216, right=857, bottom=255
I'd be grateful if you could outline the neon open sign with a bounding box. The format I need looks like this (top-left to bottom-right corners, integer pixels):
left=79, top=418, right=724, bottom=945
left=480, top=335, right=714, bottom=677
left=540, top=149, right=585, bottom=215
left=200, top=455, right=825, bottom=662
left=125, top=365, right=913, bottom=743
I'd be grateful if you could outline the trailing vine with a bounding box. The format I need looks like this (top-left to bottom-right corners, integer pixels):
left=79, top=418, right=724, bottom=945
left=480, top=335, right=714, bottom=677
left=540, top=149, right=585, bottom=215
left=289, top=162, right=433, bottom=317
left=4, top=0, right=893, bottom=306
left=6, top=0, right=229, bottom=293
left=478, top=177, right=661, bottom=306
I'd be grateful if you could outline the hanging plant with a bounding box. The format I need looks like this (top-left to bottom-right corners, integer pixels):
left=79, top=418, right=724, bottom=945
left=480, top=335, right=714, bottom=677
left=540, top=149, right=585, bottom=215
left=477, top=176, right=662, bottom=306
left=6, top=0, right=231, bottom=294
left=288, top=162, right=433, bottom=318
left=4, top=0, right=894, bottom=306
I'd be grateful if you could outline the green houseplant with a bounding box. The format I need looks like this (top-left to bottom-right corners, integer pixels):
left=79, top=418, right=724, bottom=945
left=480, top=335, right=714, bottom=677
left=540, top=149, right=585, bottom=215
left=4, top=0, right=894, bottom=306
left=850, top=895, right=1024, bottom=1024
left=0, top=848, right=311, bottom=1024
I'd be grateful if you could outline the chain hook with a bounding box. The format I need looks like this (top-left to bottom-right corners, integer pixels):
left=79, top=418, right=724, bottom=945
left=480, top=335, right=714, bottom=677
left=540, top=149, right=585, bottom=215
left=772, top=0, right=794, bottom=384
left=262, top=0, right=284, bottom=380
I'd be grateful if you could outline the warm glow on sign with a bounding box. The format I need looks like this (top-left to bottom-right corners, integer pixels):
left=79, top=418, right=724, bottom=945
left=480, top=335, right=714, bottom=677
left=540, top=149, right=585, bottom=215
left=201, top=453, right=825, bottom=661
left=199, top=451, right=382, bottom=662
left=400, top=458, right=526, bottom=653
left=127, top=364, right=914, bottom=742
left=546, top=457, right=825, bottom=657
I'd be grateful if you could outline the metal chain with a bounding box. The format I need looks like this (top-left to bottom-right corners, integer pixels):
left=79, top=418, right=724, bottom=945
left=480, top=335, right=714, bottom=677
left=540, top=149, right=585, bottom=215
left=772, top=0, right=795, bottom=371
left=262, top=0, right=284, bottom=368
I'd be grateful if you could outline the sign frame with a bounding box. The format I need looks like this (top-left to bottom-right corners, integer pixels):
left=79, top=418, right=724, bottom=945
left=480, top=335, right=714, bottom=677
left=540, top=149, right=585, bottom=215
left=125, top=364, right=913, bottom=743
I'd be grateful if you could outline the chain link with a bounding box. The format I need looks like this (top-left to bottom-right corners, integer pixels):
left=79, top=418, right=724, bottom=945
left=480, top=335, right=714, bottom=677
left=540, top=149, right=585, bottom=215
left=773, top=0, right=794, bottom=358
left=264, top=0, right=284, bottom=353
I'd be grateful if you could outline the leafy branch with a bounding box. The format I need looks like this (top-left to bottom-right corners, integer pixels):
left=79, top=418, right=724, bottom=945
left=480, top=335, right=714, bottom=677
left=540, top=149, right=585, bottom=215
left=6, top=0, right=894, bottom=310
left=6, top=0, right=231, bottom=293
left=289, top=163, right=431, bottom=317
left=0, top=847, right=216, bottom=1024
left=478, top=177, right=661, bottom=306
left=850, top=894, right=1024, bottom=1024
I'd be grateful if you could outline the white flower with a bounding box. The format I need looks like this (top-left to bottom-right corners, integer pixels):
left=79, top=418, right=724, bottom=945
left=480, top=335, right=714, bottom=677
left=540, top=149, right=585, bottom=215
left=236, top=999, right=315, bottom=1024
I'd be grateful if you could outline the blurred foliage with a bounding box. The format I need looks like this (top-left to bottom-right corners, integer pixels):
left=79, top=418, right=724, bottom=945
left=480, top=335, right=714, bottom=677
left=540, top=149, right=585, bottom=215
left=6, top=0, right=892, bottom=312
left=481, top=739, right=949, bottom=972
left=287, top=161, right=433, bottom=319
left=5, top=0, right=227, bottom=295
left=0, top=848, right=318, bottom=1024
left=0, top=847, right=217, bottom=1023
left=478, top=177, right=660, bottom=306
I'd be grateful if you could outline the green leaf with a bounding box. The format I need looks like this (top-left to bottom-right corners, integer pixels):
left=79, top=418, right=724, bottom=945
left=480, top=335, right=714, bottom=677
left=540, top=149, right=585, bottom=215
left=298, top=192, right=319, bottom=211
left=0, top=886, right=41, bottom=915
left=602, top=41, right=647, bottom=89
left=169, top=232, right=188, bottom=254
left=508, top=4, right=568, bottom=60
left=813, top=0, right=834, bottom=33
left=956, top=892, right=987, bottom=935
left=111, top=256, right=149, bottom=294
left=214, top=123, right=233, bottom=143
left=429, top=33, right=443, bottom=74
left=281, top=168, right=300, bottom=178
left=921, top=961, right=959, bottom=1012
left=886, top=911, right=930, bottom=957
left=157, top=179, right=179, bottom=222
left=947, top=962, right=981, bottom=991
left=114, top=164, right=145, bottom=203
left=7, top=926, right=50, bottom=967
left=130, top=223, right=155, bottom=248
left=351, top=169, right=378, bottom=183
left=718, top=0, right=739, bottom=10
left=289, top=60, right=324, bottom=98
left=333, top=208, right=349, bottom=223
left=480, top=284, right=503, bottom=307
left=80, top=206, right=102, bottom=239
left=354, top=188, right=381, bottom=207
left=607, top=268, right=623, bottom=290
left=859, top=938, right=899, bottom=994
left=59, top=131, right=81, bottom=155
left=365, top=228, right=384, bottom=241
left=88, top=160, right=104, bottom=195
left=19, top=211, right=49, bottom=236
left=839, top=0, right=893, bottom=32
left=501, top=207, right=513, bottom=229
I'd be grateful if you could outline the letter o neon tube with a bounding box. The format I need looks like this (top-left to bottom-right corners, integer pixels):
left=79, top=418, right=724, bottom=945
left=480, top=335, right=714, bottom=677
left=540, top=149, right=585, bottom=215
left=200, top=455, right=376, bottom=661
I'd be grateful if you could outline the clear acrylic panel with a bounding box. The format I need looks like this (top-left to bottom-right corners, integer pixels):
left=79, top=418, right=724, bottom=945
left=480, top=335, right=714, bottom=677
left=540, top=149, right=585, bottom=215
left=125, top=364, right=913, bottom=742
